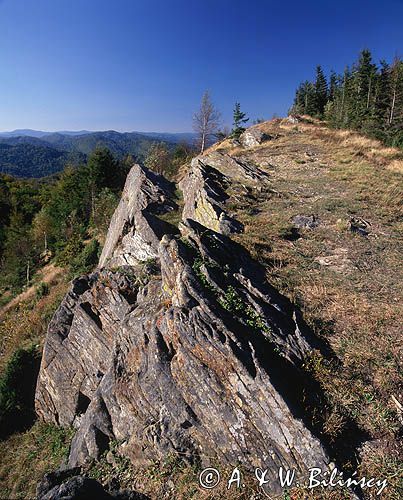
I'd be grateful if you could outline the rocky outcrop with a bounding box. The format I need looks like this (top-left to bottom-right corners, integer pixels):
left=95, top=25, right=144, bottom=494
left=36, top=158, right=334, bottom=493
left=239, top=127, right=274, bottom=148
left=292, top=214, right=320, bottom=230
left=99, top=164, right=177, bottom=268
left=179, top=156, right=243, bottom=235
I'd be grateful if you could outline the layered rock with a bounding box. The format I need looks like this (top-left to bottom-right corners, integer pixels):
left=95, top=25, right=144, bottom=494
left=179, top=156, right=243, bottom=235
left=37, top=467, right=148, bottom=500
left=239, top=127, right=274, bottom=148
left=99, top=164, right=177, bottom=267
left=36, top=158, right=333, bottom=493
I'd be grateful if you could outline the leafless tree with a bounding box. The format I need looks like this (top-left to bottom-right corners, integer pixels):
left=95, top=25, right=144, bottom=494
left=193, top=91, right=221, bottom=153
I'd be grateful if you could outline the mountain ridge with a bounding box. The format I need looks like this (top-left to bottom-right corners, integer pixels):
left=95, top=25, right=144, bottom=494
left=0, top=130, right=196, bottom=178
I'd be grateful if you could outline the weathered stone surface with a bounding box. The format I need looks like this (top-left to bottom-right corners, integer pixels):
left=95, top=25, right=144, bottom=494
left=36, top=155, right=336, bottom=494
left=349, top=216, right=371, bottom=237
left=293, top=214, right=320, bottom=229
left=239, top=127, right=273, bottom=148
left=286, top=115, right=299, bottom=124
left=99, top=163, right=177, bottom=268
left=201, top=151, right=270, bottom=185
left=179, top=156, right=243, bottom=235
left=37, top=468, right=148, bottom=500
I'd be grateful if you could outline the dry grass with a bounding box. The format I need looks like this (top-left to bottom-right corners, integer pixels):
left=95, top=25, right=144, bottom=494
left=387, top=158, right=403, bottom=173
left=0, top=276, right=68, bottom=373
left=85, top=448, right=358, bottom=500
left=0, top=422, right=74, bottom=499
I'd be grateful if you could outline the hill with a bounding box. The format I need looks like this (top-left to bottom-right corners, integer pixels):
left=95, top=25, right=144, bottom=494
left=0, top=130, right=193, bottom=178
left=0, top=119, right=401, bottom=499
left=42, top=130, right=177, bottom=157
left=0, top=143, right=86, bottom=178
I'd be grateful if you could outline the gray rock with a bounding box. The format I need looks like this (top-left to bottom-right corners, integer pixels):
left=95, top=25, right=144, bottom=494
left=201, top=151, right=270, bottom=185
left=99, top=163, right=177, bottom=268
left=36, top=152, right=335, bottom=494
left=349, top=216, right=371, bottom=237
left=179, top=157, right=243, bottom=235
left=239, top=128, right=274, bottom=148
left=292, top=214, right=320, bottom=229
left=286, top=115, right=299, bottom=124
left=36, top=468, right=148, bottom=500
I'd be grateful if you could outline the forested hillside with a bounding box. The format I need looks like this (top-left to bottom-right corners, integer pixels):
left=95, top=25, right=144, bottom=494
left=291, top=49, right=403, bottom=147
left=0, top=143, right=86, bottom=178
left=0, top=130, right=191, bottom=178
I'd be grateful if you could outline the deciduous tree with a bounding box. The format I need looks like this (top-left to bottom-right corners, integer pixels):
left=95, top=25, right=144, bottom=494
left=193, top=91, right=221, bottom=153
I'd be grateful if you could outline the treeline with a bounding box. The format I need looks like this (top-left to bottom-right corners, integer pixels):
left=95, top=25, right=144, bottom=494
left=0, top=143, right=193, bottom=297
left=290, top=50, right=403, bottom=148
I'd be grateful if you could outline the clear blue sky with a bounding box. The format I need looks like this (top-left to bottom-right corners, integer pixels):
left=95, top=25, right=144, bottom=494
left=1, top=0, right=402, bottom=132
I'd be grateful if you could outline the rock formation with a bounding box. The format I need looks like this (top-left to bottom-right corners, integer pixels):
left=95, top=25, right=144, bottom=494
left=35, top=151, right=335, bottom=493
left=239, top=127, right=274, bottom=148
left=37, top=467, right=148, bottom=499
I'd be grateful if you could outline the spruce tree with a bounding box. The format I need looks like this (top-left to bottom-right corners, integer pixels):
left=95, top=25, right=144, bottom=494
left=290, top=51, right=403, bottom=148
left=329, top=71, right=338, bottom=101
left=232, top=102, right=249, bottom=138
left=387, top=58, right=403, bottom=147
left=313, top=65, right=328, bottom=116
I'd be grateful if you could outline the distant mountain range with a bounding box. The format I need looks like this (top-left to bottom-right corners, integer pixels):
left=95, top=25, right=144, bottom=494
left=0, top=129, right=196, bottom=178
left=0, top=129, right=91, bottom=138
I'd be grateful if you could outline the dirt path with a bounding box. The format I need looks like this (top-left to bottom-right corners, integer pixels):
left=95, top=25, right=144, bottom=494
left=0, top=263, right=63, bottom=320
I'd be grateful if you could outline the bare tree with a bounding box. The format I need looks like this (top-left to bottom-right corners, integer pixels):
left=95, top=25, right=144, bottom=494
left=193, top=91, right=221, bottom=153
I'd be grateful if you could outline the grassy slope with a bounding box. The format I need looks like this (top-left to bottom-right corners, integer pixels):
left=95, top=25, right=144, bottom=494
left=0, top=269, right=72, bottom=498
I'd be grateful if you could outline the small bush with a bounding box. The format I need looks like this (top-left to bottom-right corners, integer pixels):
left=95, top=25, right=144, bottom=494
left=70, top=239, right=100, bottom=276
left=36, top=281, right=49, bottom=299
left=0, top=345, right=41, bottom=438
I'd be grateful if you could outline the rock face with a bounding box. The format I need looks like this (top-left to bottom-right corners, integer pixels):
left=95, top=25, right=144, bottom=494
left=99, top=164, right=177, bottom=268
left=239, top=127, right=273, bottom=148
left=36, top=157, right=332, bottom=493
left=179, top=156, right=244, bottom=235
left=292, top=214, right=320, bottom=230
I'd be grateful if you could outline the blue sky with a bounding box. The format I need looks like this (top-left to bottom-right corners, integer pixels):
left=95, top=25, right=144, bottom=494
left=0, top=0, right=402, bottom=132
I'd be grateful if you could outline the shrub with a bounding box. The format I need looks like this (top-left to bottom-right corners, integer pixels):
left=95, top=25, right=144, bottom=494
left=70, top=239, right=100, bottom=276
left=36, top=281, right=49, bottom=299
left=0, top=345, right=41, bottom=438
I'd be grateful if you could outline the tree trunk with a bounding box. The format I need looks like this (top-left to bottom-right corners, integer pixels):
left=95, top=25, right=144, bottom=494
left=389, top=88, right=396, bottom=125
left=366, top=77, right=372, bottom=109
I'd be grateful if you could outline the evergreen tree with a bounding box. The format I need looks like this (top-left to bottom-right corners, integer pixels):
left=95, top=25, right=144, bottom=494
left=232, top=102, right=249, bottom=138
left=290, top=51, right=403, bottom=149
left=351, top=49, right=378, bottom=131
left=290, top=81, right=316, bottom=115
left=329, top=70, right=338, bottom=101
left=313, top=65, right=328, bottom=116
left=388, top=58, right=403, bottom=147
left=375, top=60, right=392, bottom=133
left=87, top=148, right=116, bottom=218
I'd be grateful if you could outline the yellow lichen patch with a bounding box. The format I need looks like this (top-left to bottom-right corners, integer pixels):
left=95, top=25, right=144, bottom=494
left=194, top=195, right=221, bottom=232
